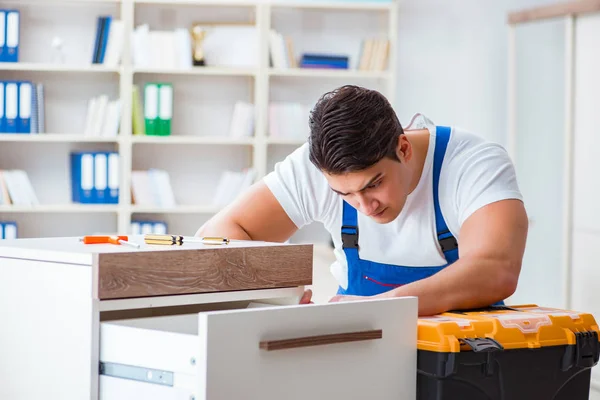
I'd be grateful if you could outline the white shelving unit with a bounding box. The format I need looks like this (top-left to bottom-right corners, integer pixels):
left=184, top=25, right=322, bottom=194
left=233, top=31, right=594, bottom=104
left=0, top=0, right=398, bottom=242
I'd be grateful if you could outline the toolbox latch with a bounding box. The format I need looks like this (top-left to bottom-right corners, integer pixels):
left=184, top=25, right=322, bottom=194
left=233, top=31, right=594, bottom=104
left=575, top=331, right=600, bottom=368
left=562, top=331, right=600, bottom=371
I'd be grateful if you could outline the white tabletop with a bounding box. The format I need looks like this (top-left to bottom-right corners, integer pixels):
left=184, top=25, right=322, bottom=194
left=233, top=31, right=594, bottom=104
left=0, top=236, right=302, bottom=265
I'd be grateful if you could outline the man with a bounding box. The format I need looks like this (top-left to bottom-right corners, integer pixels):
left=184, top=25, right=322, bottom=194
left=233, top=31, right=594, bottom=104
left=196, top=85, right=528, bottom=316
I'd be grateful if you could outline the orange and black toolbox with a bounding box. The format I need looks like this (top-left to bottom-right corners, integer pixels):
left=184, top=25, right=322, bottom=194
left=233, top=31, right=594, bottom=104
left=417, top=305, right=600, bottom=399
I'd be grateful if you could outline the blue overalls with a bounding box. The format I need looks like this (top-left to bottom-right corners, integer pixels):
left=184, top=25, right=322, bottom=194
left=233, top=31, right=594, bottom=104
left=337, top=126, right=504, bottom=306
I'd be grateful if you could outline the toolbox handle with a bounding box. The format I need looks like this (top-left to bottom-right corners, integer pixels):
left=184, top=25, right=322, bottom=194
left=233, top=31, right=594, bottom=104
left=259, top=329, right=382, bottom=351
left=460, top=337, right=504, bottom=352
left=448, top=305, right=519, bottom=314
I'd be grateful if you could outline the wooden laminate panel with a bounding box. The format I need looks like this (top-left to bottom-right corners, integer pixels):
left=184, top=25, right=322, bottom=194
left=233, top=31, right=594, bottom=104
left=96, top=244, right=313, bottom=299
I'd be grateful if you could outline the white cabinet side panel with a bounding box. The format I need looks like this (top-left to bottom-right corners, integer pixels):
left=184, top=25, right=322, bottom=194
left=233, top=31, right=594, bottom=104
left=0, top=258, right=95, bottom=400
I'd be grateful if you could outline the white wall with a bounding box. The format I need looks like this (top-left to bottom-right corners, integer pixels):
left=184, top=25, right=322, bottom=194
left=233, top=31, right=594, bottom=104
left=510, top=16, right=567, bottom=308
left=570, top=15, right=600, bottom=387
left=393, top=1, right=587, bottom=311
left=394, top=0, right=565, bottom=145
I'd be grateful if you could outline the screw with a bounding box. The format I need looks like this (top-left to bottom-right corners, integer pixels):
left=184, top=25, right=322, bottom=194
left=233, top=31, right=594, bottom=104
left=190, top=357, right=196, bottom=366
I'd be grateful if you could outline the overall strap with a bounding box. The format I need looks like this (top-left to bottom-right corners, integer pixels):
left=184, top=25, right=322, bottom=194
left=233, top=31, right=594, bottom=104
left=433, top=126, right=459, bottom=263
left=341, top=200, right=359, bottom=249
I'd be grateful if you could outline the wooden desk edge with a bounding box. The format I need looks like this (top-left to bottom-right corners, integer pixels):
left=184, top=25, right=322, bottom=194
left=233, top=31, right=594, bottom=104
left=95, top=243, right=314, bottom=300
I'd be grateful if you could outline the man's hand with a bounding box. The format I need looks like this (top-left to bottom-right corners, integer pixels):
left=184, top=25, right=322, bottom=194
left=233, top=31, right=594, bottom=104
left=329, top=294, right=369, bottom=302
left=299, top=288, right=314, bottom=304
left=299, top=289, right=365, bottom=304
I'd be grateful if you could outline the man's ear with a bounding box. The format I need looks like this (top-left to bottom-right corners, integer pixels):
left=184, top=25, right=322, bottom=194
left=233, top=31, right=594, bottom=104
left=396, top=134, right=412, bottom=162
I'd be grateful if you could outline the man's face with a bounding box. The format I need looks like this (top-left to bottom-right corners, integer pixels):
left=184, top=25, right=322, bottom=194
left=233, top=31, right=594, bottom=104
left=324, top=142, right=413, bottom=224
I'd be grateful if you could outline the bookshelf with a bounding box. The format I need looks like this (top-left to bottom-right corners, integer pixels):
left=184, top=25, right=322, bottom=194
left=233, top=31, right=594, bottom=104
left=0, top=0, right=398, bottom=244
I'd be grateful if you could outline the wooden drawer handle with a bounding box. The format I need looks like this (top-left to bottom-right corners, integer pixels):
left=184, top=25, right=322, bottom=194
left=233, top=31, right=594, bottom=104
left=259, top=329, right=382, bottom=351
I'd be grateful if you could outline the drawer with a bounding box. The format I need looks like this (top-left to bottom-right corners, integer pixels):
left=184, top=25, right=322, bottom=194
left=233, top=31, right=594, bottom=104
left=99, top=297, right=417, bottom=400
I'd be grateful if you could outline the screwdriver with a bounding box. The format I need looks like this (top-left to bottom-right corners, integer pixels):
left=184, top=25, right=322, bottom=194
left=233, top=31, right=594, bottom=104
left=144, top=234, right=230, bottom=246
left=80, top=235, right=141, bottom=249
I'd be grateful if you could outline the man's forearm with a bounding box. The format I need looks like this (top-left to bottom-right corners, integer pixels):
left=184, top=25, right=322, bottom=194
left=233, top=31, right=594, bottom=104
left=381, top=256, right=519, bottom=316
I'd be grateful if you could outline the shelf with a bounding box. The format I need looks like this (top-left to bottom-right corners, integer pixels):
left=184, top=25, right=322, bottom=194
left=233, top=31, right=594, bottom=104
left=129, top=205, right=221, bottom=214
left=269, top=1, right=394, bottom=11
left=0, top=63, right=121, bottom=74
left=133, top=0, right=392, bottom=7
left=268, top=68, right=391, bottom=79
left=133, top=67, right=257, bottom=76
left=7, top=0, right=120, bottom=4
left=131, top=136, right=255, bottom=145
left=0, top=205, right=120, bottom=213
left=0, top=134, right=120, bottom=143
left=267, top=137, right=307, bottom=146
left=134, top=0, right=257, bottom=5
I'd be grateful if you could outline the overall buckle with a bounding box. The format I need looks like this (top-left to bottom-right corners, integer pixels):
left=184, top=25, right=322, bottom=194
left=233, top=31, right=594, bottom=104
left=341, top=225, right=359, bottom=249
left=438, top=235, right=458, bottom=252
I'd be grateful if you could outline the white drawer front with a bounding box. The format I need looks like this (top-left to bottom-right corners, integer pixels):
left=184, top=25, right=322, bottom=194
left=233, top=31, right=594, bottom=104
left=100, top=297, right=417, bottom=400
left=201, top=297, right=417, bottom=399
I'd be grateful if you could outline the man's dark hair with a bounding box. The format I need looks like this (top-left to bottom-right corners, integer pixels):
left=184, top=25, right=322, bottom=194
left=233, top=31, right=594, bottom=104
left=308, top=85, right=404, bottom=174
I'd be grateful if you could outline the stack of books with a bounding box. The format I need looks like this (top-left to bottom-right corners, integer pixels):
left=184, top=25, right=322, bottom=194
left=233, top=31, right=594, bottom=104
left=0, top=170, right=39, bottom=206
left=91, top=16, right=124, bottom=67
left=0, top=222, right=17, bottom=239
left=0, top=81, right=45, bottom=134
left=299, top=53, right=349, bottom=69
left=358, top=38, right=390, bottom=71
left=131, top=83, right=173, bottom=136
left=131, top=220, right=167, bottom=235
left=70, top=152, right=120, bottom=204
left=130, top=169, right=176, bottom=208
left=0, top=10, right=19, bottom=63
left=131, top=24, right=192, bottom=70
left=269, top=29, right=296, bottom=68
left=83, top=95, right=121, bottom=137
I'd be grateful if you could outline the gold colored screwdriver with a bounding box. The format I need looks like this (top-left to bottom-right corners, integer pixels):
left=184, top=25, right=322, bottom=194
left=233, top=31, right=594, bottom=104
left=144, top=234, right=230, bottom=246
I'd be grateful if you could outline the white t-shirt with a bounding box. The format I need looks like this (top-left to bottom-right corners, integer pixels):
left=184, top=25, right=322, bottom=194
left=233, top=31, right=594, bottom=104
left=263, top=114, right=523, bottom=290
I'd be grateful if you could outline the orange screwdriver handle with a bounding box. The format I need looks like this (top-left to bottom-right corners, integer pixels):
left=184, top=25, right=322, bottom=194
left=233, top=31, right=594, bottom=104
left=82, top=235, right=128, bottom=245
